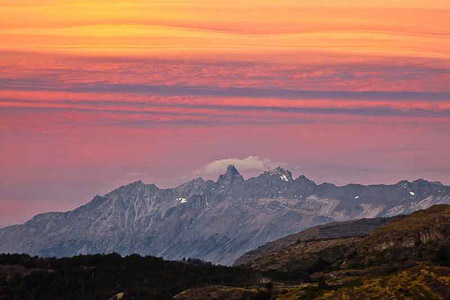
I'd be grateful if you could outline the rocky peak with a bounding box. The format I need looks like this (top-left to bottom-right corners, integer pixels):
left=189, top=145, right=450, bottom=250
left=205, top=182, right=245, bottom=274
left=176, top=177, right=206, bottom=188
left=124, top=180, right=145, bottom=189
left=395, top=180, right=410, bottom=187
left=411, top=178, right=442, bottom=188
left=265, top=167, right=293, bottom=182
left=295, top=174, right=316, bottom=185
left=216, top=164, right=244, bottom=186
left=192, top=177, right=205, bottom=183
left=226, top=164, right=240, bottom=175
left=106, top=180, right=147, bottom=195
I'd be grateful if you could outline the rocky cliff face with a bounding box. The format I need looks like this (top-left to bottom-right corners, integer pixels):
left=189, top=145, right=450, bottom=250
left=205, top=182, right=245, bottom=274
left=239, top=205, right=450, bottom=274
left=0, top=166, right=449, bottom=265
left=357, top=204, right=450, bottom=264
left=234, top=217, right=398, bottom=266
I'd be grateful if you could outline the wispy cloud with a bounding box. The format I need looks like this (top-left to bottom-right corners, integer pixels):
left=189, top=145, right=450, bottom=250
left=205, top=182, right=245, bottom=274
left=2, top=78, right=450, bottom=102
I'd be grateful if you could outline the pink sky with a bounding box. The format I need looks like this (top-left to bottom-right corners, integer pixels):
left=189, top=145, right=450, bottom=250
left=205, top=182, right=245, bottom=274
left=1, top=1, right=450, bottom=227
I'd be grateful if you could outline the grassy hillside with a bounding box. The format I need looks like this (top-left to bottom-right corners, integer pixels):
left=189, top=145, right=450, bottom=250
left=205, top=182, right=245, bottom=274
left=235, top=217, right=396, bottom=266
left=356, top=204, right=450, bottom=265
left=268, top=264, right=450, bottom=300
left=241, top=205, right=450, bottom=276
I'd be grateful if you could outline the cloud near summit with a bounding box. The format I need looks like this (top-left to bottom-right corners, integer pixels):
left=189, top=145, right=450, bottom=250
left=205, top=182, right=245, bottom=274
left=194, top=156, right=283, bottom=179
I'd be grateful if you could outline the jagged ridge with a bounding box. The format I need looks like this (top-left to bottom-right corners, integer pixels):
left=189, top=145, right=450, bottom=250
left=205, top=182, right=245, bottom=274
left=0, top=165, right=449, bottom=265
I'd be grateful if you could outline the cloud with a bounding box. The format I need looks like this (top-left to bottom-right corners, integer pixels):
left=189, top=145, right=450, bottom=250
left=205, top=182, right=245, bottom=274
left=3, top=77, right=450, bottom=102
left=2, top=99, right=450, bottom=127
left=193, top=156, right=283, bottom=179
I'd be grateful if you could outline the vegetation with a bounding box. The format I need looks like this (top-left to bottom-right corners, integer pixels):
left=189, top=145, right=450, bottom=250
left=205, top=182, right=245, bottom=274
left=0, top=253, right=260, bottom=300
left=318, top=264, right=450, bottom=300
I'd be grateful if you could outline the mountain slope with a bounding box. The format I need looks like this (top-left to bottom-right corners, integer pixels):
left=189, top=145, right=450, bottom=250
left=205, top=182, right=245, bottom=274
left=356, top=204, right=450, bottom=265
left=234, top=216, right=398, bottom=266
left=1, top=166, right=449, bottom=265
left=238, top=204, right=450, bottom=275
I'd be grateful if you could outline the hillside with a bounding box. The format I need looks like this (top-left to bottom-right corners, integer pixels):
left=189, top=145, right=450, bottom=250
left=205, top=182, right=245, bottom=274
left=1, top=166, right=449, bottom=265
left=235, top=216, right=397, bottom=266
left=238, top=205, right=450, bottom=275
left=173, top=263, right=450, bottom=300
left=355, top=204, right=450, bottom=265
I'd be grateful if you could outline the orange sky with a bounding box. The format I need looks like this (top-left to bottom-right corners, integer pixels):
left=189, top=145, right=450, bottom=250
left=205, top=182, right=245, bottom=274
left=0, top=0, right=449, bottom=226
left=1, top=0, right=449, bottom=60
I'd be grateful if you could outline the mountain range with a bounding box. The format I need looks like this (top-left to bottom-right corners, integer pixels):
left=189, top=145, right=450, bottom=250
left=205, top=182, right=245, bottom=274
left=1, top=165, right=449, bottom=265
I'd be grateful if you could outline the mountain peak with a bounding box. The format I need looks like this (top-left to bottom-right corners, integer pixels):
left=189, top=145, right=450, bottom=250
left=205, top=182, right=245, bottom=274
left=395, top=180, right=410, bottom=187
left=264, top=167, right=293, bottom=181
left=268, top=166, right=290, bottom=174
left=217, top=164, right=244, bottom=185
left=412, top=178, right=442, bottom=186
left=226, top=164, right=240, bottom=174
left=295, top=174, right=316, bottom=186
left=131, top=180, right=144, bottom=186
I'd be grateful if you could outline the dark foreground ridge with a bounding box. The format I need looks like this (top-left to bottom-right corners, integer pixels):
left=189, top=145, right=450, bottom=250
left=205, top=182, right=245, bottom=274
left=0, top=253, right=261, bottom=300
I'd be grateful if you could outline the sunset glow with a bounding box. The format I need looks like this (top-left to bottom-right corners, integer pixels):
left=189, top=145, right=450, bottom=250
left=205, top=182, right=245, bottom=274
left=1, top=0, right=449, bottom=226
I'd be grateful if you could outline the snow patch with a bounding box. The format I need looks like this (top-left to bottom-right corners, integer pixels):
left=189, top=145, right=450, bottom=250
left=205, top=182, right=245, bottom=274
left=280, top=174, right=289, bottom=182
left=177, top=197, right=188, bottom=204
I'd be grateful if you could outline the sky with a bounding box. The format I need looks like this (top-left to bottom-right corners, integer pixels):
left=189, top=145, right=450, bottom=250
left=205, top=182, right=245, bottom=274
left=0, top=0, right=449, bottom=227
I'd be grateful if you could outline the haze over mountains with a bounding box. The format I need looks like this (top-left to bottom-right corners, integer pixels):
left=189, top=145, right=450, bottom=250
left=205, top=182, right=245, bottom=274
left=1, top=165, right=449, bottom=265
